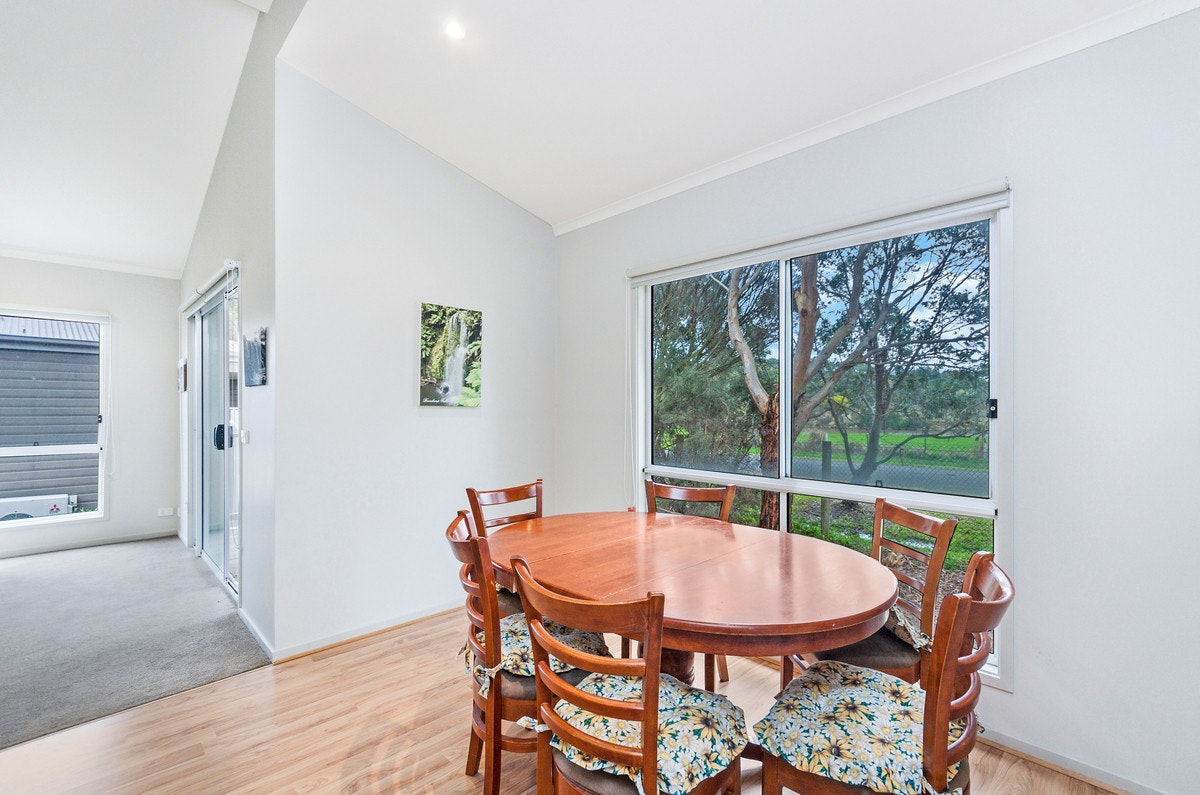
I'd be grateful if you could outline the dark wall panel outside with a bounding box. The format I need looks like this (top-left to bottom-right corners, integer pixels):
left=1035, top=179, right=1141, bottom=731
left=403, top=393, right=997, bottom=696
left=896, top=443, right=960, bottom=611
left=0, top=344, right=101, bottom=509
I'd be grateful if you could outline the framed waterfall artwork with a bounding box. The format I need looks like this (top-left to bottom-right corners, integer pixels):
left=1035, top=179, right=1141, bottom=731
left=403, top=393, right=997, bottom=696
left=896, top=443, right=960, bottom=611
left=420, top=302, right=482, bottom=407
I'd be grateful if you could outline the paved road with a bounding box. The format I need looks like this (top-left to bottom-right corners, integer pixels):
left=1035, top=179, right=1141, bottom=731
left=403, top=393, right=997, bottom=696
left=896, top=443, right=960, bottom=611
left=657, top=452, right=988, bottom=499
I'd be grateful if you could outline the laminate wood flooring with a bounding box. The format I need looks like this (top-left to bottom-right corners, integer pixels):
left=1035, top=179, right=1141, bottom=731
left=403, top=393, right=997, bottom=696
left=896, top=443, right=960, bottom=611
left=0, top=609, right=1125, bottom=794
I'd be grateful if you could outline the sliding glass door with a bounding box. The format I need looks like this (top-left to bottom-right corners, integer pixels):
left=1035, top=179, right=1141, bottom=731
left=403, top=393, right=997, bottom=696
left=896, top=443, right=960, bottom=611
left=194, top=288, right=240, bottom=594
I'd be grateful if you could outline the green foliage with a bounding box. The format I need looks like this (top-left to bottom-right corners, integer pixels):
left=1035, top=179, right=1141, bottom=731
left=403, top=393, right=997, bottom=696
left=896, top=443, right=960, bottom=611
left=943, top=514, right=993, bottom=570
left=789, top=497, right=874, bottom=554
left=649, top=264, right=779, bottom=474
left=650, top=220, right=991, bottom=492
left=803, top=221, right=990, bottom=485
left=787, top=495, right=992, bottom=572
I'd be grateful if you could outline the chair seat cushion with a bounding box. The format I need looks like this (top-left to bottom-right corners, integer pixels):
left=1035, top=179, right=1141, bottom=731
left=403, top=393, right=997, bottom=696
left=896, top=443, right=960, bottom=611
left=753, top=660, right=965, bottom=795
left=550, top=672, right=747, bottom=795
left=552, top=747, right=640, bottom=794
left=472, top=613, right=611, bottom=696
left=475, top=664, right=591, bottom=701
left=883, top=605, right=932, bottom=651
left=813, top=624, right=921, bottom=674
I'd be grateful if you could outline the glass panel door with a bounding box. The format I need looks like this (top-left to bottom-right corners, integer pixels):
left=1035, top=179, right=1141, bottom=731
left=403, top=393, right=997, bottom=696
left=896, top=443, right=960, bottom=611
left=224, top=291, right=241, bottom=593
left=199, top=298, right=227, bottom=578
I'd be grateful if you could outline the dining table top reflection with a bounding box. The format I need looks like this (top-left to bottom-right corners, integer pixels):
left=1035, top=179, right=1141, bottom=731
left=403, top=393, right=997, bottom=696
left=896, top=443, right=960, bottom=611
left=485, top=511, right=898, bottom=671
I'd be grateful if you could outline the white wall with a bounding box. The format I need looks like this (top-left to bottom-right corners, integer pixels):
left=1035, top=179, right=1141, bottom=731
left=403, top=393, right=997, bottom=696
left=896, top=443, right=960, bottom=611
left=180, top=0, right=306, bottom=661
left=553, top=13, right=1200, bottom=795
left=0, top=257, right=180, bottom=557
left=273, top=64, right=558, bottom=657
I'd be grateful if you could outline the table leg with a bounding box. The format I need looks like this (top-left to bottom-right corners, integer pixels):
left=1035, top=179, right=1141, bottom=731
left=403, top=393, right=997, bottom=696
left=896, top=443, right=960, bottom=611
left=660, top=648, right=695, bottom=685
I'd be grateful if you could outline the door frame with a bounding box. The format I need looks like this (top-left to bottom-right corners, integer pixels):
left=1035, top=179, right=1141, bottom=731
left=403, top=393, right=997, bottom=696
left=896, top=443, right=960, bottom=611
left=180, top=262, right=241, bottom=599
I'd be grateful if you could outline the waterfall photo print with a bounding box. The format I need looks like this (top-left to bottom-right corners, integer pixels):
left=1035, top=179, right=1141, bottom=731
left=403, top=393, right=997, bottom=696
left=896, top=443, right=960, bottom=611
left=420, top=302, right=482, bottom=407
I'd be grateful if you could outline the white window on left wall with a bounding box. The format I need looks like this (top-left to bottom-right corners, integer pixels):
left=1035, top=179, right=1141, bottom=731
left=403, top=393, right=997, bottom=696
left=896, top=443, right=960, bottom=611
left=0, top=311, right=105, bottom=523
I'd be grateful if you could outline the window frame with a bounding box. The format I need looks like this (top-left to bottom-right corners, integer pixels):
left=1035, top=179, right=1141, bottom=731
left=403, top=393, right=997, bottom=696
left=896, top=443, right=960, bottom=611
left=0, top=306, right=110, bottom=527
left=628, top=184, right=1014, bottom=690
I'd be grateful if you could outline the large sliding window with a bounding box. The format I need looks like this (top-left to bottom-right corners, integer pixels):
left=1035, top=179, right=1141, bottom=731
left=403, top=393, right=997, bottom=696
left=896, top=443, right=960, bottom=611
left=635, top=188, right=1012, bottom=684
left=0, top=311, right=106, bottom=523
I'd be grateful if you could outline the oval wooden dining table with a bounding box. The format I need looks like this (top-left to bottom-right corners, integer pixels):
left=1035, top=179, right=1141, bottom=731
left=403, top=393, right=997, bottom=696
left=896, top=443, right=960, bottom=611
left=485, top=511, right=898, bottom=689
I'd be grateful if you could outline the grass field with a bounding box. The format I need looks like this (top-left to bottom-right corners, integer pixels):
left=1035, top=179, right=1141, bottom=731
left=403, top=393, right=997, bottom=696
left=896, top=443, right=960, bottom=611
left=788, top=494, right=992, bottom=571
left=794, top=432, right=988, bottom=471
left=672, top=478, right=994, bottom=573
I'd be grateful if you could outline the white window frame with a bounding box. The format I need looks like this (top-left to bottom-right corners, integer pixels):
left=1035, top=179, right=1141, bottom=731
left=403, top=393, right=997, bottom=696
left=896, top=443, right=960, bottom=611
left=0, top=305, right=110, bottom=527
left=628, top=182, right=1014, bottom=690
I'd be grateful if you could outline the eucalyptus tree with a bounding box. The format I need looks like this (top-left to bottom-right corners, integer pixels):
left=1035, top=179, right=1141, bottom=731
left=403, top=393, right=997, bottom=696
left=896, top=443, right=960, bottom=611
left=819, top=221, right=989, bottom=486
left=652, top=219, right=988, bottom=529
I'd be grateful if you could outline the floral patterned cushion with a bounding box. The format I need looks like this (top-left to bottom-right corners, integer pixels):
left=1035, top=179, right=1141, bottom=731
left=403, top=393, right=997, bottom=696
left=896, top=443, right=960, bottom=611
left=550, top=672, right=747, bottom=795
left=753, top=661, right=966, bottom=795
left=469, top=613, right=611, bottom=696
left=884, top=605, right=932, bottom=651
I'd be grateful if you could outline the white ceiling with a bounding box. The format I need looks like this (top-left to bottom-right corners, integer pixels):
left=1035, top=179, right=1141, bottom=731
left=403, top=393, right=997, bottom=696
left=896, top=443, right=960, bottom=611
left=0, top=0, right=263, bottom=279
left=3, top=1, right=1197, bottom=280
left=280, top=0, right=1200, bottom=235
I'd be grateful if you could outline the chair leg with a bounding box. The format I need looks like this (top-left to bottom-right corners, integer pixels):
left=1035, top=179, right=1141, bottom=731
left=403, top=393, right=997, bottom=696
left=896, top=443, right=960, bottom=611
left=729, top=758, right=742, bottom=794
left=466, top=724, right=482, bottom=776
left=717, top=653, right=730, bottom=683
left=761, top=752, right=782, bottom=795
left=483, top=703, right=502, bottom=795
left=704, top=654, right=716, bottom=691
left=780, top=655, right=793, bottom=690
left=620, top=637, right=631, bottom=658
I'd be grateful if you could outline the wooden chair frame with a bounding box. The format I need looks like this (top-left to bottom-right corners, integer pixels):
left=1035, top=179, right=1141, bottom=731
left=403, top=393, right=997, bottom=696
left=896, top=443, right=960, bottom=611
left=641, top=478, right=736, bottom=689
left=762, top=552, right=1013, bottom=795
left=445, top=511, right=535, bottom=795
left=782, top=496, right=957, bottom=687
left=466, top=478, right=544, bottom=536
left=644, top=479, right=735, bottom=522
left=512, top=556, right=740, bottom=795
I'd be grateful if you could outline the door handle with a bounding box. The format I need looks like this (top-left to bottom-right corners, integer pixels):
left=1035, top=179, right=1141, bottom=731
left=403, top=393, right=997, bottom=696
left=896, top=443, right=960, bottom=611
left=213, top=424, right=226, bottom=450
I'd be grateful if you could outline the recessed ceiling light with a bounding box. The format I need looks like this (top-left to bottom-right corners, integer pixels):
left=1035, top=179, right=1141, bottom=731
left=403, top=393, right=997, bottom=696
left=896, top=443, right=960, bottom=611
left=444, top=19, right=466, bottom=40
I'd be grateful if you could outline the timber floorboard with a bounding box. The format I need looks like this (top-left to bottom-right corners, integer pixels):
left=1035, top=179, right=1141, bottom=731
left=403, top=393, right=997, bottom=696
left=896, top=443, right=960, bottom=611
left=0, top=609, right=1125, bottom=794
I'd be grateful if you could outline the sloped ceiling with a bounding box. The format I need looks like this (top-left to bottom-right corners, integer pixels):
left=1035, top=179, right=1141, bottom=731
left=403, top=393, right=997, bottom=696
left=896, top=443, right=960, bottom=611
left=280, top=0, right=1200, bottom=234
left=3, top=1, right=1197, bottom=280
left=0, top=0, right=263, bottom=279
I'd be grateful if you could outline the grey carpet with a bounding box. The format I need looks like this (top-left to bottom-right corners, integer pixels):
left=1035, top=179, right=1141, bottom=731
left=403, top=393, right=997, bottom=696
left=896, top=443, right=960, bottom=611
left=0, top=536, right=270, bottom=749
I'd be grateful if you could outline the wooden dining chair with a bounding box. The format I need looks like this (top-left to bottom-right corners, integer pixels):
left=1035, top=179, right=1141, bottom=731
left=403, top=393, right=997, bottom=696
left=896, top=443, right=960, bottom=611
left=466, top=478, right=544, bottom=535
left=642, top=478, right=737, bottom=690
left=466, top=479, right=544, bottom=616
left=644, top=478, right=736, bottom=521
left=756, top=551, right=1014, bottom=795
left=780, top=497, right=957, bottom=688
left=512, top=555, right=746, bottom=795
left=445, top=510, right=535, bottom=795
left=445, top=511, right=606, bottom=795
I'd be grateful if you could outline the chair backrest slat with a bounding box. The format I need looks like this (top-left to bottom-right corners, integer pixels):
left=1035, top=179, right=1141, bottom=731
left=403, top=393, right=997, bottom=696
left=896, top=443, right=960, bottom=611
left=467, top=479, right=544, bottom=535
left=644, top=479, right=736, bottom=522
left=872, top=497, right=958, bottom=636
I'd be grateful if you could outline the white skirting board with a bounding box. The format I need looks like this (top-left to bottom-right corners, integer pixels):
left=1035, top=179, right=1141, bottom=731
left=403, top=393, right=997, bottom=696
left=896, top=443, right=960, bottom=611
left=980, top=729, right=1161, bottom=795
left=263, top=600, right=462, bottom=663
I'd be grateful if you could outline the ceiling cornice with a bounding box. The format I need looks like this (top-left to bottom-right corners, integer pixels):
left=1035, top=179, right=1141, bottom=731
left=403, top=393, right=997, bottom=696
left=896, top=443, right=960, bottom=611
left=552, top=0, right=1200, bottom=235
left=0, top=246, right=180, bottom=282
left=235, top=0, right=273, bottom=13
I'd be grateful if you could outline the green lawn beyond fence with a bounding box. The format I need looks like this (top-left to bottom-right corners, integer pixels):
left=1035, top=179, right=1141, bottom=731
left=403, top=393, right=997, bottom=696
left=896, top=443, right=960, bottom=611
left=794, top=432, right=988, bottom=471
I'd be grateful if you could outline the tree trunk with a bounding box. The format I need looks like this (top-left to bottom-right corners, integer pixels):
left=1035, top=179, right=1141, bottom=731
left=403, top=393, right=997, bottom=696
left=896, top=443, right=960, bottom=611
left=853, top=338, right=890, bottom=484
left=758, top=398, right=780, bottom=530
left=726, top=269, right=781, bottom=529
